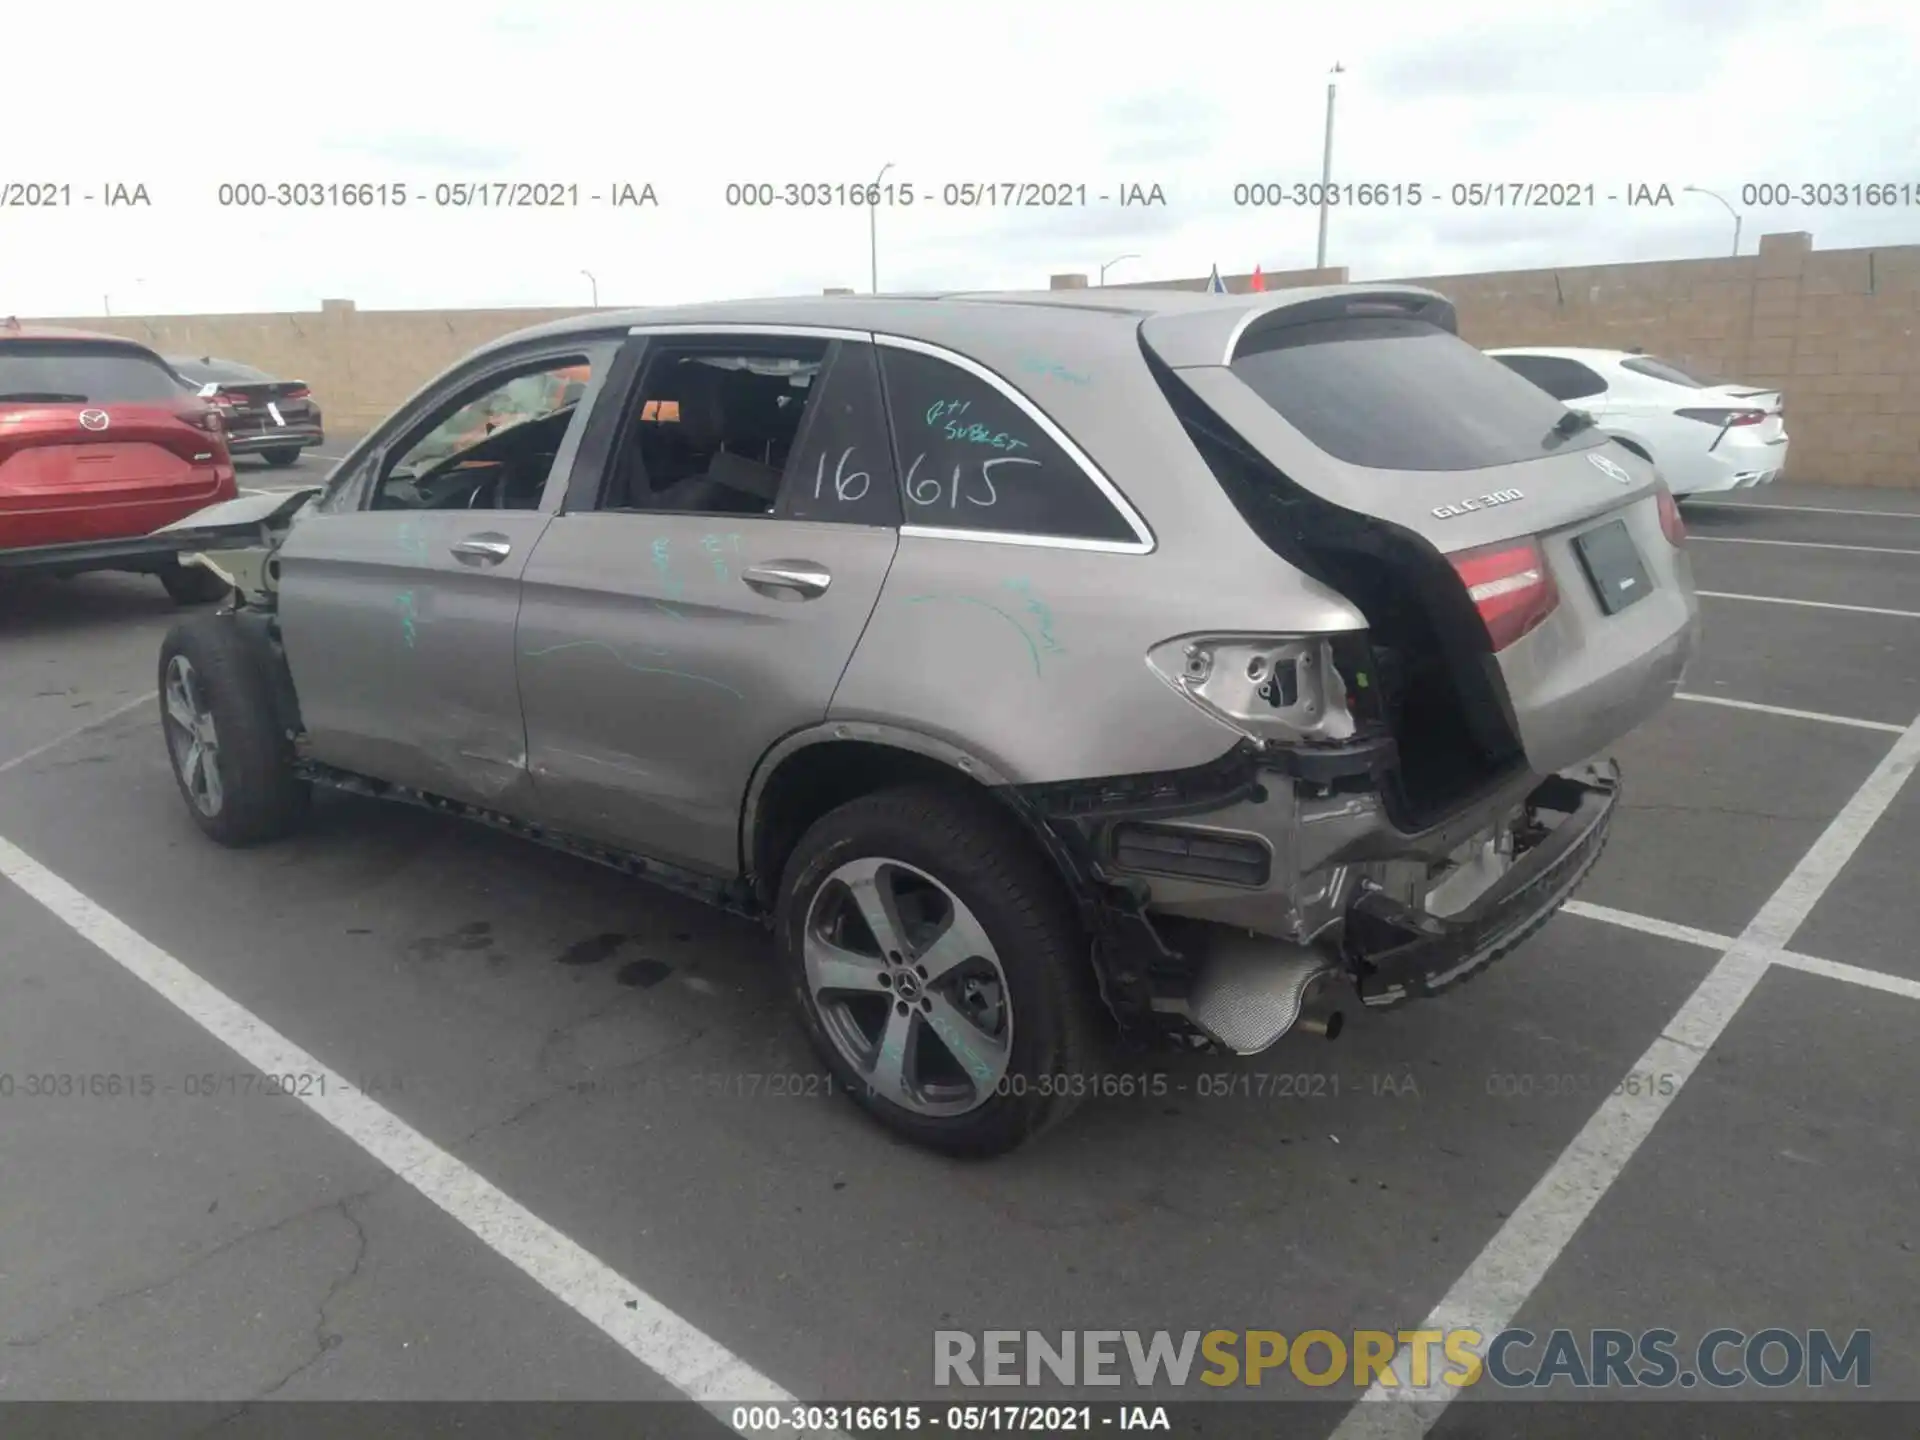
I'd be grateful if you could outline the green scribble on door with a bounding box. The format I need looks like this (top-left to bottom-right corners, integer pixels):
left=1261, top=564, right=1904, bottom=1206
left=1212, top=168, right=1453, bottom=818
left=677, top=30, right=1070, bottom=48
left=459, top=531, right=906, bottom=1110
left=396, top=590, right=418, bottom=648
left=651, top=535, right=686, bottom=599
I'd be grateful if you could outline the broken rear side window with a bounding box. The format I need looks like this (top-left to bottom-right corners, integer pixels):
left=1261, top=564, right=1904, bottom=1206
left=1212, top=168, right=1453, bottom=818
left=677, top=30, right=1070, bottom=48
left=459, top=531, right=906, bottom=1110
left=1230, top=316, right=1607, bottom=472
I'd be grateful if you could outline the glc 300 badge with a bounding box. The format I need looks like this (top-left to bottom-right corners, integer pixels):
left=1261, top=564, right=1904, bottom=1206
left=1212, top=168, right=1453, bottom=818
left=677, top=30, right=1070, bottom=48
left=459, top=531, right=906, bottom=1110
left=1432, top=487, right=1523, bottom=520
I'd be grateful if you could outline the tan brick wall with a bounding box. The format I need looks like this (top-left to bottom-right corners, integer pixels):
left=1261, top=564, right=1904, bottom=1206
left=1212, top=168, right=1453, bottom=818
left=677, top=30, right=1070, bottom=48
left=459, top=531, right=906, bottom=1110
left=25, top=231, right=1919, bottom=484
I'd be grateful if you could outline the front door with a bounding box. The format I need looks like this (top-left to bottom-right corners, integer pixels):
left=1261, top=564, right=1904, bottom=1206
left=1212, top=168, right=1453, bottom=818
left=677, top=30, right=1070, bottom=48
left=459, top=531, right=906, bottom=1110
left=516, top=331, right=901, bottom=875
left=276, top=342, right=618, bottom=812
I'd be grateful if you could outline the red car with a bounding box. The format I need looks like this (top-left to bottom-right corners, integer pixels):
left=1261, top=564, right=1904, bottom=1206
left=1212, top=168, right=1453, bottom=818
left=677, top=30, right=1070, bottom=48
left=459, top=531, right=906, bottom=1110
left=0, top=318, right=238, bottom=602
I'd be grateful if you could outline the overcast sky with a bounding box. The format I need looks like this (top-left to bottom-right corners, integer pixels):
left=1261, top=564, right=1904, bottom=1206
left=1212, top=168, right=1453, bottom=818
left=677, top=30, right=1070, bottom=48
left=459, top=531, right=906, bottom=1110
left=4, top=0, right=1916, bottom=318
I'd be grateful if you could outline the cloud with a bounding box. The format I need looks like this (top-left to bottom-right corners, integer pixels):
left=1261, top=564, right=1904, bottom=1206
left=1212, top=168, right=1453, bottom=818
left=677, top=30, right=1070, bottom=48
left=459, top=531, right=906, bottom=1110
left=322, top=136, right=519, bottom=171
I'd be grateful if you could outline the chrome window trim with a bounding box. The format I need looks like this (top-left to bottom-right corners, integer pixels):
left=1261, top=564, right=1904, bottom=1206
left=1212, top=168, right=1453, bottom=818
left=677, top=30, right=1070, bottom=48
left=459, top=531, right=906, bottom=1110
left=899, top=524, right=1147, bottom=554
left=627, top=323, right=870, bottom=342
left=871, top=332, right=1155, bottom=554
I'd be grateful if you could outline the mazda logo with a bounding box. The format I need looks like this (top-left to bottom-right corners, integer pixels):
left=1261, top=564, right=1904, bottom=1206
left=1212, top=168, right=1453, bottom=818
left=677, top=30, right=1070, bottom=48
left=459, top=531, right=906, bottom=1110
left=78, top=409, right=110, bottom=432
left=1588, top=453, right=1632, bottom=485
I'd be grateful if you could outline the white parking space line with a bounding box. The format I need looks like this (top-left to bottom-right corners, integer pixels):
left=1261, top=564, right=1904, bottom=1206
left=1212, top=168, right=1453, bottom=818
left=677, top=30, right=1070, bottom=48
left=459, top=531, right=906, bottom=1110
left=1561, top=899, right=1734, bottom=952
left=1567, top=901, right=1920, bottom=1001
left=1333, top=712, right=1920, bottom=1439
left=1769, top=949, right=1920, bottom=1003
left=0, top=836, right=815, bottom=1433
left=0, top=692, right=157, bottom=777
left=1689, top=535, right=1920, bottom=557
left=1696, top=590, right=1920, bottom=620
left=1686, top=501, right=1920, bottom=520
left=1673, top=692, right=1909, bottom=734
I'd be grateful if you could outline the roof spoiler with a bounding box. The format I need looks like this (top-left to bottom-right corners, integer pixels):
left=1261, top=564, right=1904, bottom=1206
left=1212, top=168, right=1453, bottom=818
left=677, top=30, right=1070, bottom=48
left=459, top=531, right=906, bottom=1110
left=1141, top=284, right=1456, bottom=369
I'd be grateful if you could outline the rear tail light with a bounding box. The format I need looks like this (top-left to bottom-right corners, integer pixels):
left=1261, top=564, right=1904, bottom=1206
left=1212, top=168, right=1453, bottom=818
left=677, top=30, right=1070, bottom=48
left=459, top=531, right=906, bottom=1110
left=211, top=390, right=247, bottom=408
left=283, top=386, right=311, bottom=401
left=179, top=404, right=223, bottom=434
left=1674, top=407, right=1766, bottom=427
left=1655, top=487, right=1687, bottom=547
left=1449, top=539, right=1559, bottom=651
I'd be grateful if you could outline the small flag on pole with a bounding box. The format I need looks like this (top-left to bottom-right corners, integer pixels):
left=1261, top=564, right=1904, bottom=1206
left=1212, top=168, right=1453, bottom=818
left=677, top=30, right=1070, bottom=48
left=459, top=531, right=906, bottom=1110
left=1206, top=264, right=1228, bottom=295
left=1251, top=265, right=1267, bottom=293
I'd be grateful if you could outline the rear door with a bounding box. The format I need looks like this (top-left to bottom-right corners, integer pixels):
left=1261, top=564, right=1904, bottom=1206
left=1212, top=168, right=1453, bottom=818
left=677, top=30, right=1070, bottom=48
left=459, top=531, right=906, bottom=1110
left=274, top=340, right=620, bottom=811
left=515, top=328, right=900, bottom=876
left=0, top=340, right=228, bottom=547
left=1145, top=291, right=1698, bottom=777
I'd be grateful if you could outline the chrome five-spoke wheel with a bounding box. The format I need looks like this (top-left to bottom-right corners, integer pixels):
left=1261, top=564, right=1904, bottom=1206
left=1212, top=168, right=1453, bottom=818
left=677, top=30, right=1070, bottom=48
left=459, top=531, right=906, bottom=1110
left=802, top=855, right=1014, bottom=1118
left=163, top=653, right=223, bottom=816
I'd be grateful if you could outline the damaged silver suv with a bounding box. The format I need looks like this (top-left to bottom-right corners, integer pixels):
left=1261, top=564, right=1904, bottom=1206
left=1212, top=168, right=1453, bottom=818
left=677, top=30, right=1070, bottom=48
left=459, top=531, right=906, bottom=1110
left=153, top=285, right=1699, bottom=1156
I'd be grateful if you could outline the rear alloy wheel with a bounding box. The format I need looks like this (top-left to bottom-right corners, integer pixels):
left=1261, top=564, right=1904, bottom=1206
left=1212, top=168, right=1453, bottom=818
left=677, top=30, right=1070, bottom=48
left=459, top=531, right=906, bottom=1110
left=157, top=560, right=231, bottom=606
left=777, top=785, right=1102, bottom=1157
left=261, top=447, right=301, bottom=468
left=158, top=617, right=309, bottom=846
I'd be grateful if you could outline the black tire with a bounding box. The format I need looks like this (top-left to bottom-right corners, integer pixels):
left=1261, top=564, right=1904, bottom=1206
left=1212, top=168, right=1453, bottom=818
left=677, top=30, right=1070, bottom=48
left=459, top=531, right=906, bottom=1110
left=158, top=615, right=309, bottom=846
left=261, top=447, right=301, bottom=468
left=775, top=783, right=1103, bottom=1157
left=157, top=561, right=232, bottom=606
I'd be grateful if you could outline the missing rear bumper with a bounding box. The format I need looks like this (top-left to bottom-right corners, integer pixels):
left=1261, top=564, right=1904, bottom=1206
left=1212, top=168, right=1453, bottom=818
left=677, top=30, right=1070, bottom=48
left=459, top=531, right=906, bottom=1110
left=1343, top=760, right=1619, bottom=1008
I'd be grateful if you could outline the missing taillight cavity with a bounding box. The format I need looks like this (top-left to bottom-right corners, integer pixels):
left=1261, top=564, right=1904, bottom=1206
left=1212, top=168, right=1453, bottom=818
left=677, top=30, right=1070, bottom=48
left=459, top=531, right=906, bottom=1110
left=1449, top=539, right=1559, bottom=650
left=1655, top=487, right=1687, bottom=547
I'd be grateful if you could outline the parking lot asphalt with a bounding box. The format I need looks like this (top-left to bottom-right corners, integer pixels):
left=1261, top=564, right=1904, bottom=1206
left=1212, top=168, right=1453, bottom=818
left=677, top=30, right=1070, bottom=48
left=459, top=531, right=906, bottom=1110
left=0, top=484, right=1915, bottom=1433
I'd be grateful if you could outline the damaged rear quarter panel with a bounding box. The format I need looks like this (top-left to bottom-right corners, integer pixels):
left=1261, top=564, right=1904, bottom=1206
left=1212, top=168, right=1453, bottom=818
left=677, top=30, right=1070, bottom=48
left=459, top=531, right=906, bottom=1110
left=828, top=314, right=1368, bottom=785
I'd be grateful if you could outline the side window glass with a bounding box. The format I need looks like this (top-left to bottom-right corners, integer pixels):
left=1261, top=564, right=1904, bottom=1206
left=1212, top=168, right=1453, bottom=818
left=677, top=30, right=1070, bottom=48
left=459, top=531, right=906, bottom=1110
left=1560, top=362, right=1608, bottom=401
left=779, top=342, right=901, bottom=526
left=1493, top=354, right=1555, bottom=393
left=604, top=340, right=830, bottom=517
left=372, top=356, right=593, bottom=512
left=876, top=345, right=1138, bottom=543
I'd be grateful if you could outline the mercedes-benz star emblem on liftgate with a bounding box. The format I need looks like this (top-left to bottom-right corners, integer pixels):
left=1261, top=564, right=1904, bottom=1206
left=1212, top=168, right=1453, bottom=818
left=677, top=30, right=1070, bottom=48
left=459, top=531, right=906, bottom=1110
left=1432, top=487, right=1524, bottom=520
left=78, top=409, right=111, bottom=432
left=1588, top=453, right=1633, bottom=484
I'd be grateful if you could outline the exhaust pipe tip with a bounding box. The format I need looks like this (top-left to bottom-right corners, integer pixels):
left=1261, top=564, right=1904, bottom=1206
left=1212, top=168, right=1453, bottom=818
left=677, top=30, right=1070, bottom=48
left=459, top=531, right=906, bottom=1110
left=1295, top=1007, right=1345, bottom=1040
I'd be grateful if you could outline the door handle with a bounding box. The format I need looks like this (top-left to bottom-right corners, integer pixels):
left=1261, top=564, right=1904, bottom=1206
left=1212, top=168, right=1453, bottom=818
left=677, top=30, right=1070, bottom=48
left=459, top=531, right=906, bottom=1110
left=451, top=534, right=512, bottom=564
left=742, top=561, right=831, bottom=599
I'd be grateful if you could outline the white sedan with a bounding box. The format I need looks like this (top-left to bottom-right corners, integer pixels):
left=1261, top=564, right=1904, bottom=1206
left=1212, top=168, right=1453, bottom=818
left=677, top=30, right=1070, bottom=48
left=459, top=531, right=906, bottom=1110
left=1486, top=346, right=1789, bottom=498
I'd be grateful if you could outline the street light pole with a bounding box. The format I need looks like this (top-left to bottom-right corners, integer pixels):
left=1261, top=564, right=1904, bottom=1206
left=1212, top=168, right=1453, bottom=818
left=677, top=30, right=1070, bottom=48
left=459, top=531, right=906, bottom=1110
left=581, top=269, right=599, bottom=305
left=1315, top=62, right=1344, bottom=270
left=1682, top=185, right=1742, bottom=256
left=870, top=161, right=894, bottom=294
left=1099, top=253, right=1140, bottom=286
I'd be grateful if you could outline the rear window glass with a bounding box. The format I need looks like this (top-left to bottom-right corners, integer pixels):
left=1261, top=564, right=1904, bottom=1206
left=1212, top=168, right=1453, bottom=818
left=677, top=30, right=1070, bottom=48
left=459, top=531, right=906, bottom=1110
left=1620, top=355, right=1711, bottom=388
left=0, top=342, right=185, bottom=403
left=876, top=345, right=1139, bottom=542
left=1230, top=317, right=1606, bottom=471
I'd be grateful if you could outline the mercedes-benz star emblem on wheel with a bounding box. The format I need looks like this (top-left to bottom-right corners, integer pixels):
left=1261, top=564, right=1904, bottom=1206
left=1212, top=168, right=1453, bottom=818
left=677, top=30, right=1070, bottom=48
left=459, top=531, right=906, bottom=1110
left=1588, top=453, right=1632, bottom=484
left=78, top=409, right=111, bottom=431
